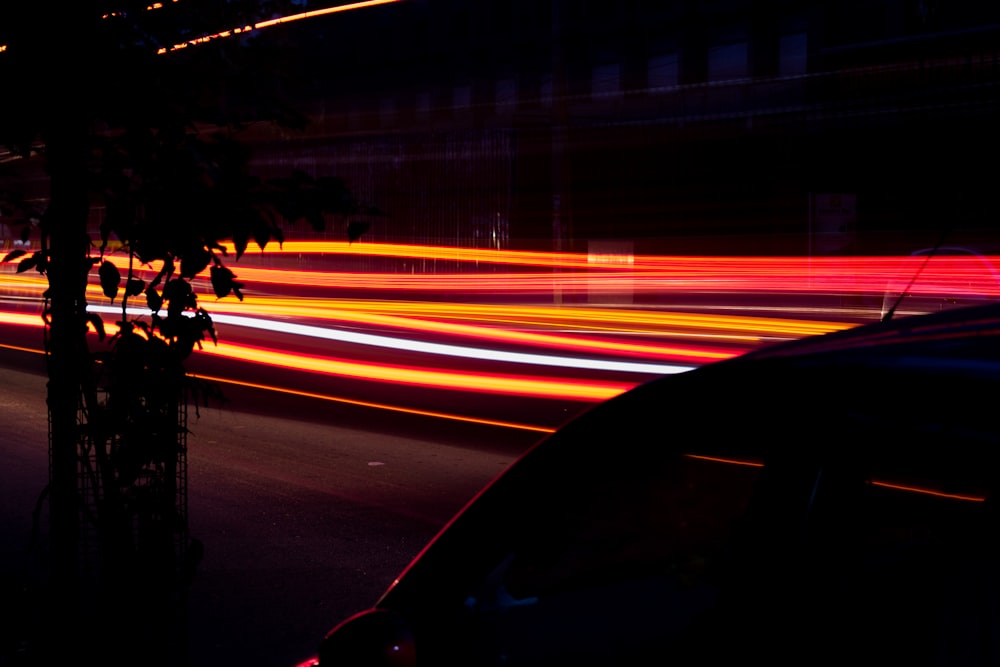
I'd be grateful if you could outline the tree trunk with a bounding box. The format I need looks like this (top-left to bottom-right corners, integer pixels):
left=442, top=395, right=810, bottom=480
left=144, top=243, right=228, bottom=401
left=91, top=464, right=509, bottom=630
left=37, top=0, right=98, bottom=660
left=43, top=124, right=93, bottom=654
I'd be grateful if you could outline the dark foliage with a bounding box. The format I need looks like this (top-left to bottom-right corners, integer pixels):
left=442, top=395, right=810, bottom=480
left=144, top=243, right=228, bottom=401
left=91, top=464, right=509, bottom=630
left=1, top=3, right=375, bottom=664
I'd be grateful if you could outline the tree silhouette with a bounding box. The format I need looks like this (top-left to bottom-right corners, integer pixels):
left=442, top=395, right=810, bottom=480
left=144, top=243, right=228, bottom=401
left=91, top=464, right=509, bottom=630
left=1, top=2, right=371, bottom=664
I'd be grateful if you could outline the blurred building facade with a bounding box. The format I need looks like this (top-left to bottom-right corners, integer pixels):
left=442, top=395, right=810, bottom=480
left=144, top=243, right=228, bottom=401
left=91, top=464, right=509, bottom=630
left=8, top=1, right=996, bottom=257
left=238, top=0, right=1000, bottom=256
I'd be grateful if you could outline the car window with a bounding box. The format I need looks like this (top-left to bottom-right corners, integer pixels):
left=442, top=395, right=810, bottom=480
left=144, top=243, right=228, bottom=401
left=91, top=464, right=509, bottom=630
left=710, top=454, right=1000, bottom=666
left=448, top=435, right=1000, bottom=666
left=456, top=452, right=764, bottom=666
left=499, top=453, right=762, bottom=602
left=881, top=247, right=1000, bottom=319
left=810, top=475, right=998, bottom=665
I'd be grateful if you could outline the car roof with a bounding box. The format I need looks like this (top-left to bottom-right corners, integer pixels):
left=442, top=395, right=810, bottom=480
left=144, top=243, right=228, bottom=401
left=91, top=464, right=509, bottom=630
left=495, top=299, right=1000, bottom=521
left=736, top=300, right=1000, bottom=370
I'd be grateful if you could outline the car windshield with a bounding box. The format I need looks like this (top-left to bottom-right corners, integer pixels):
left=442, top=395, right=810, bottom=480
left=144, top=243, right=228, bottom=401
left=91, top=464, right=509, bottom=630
left=880, top=246, right=1000, bottom=320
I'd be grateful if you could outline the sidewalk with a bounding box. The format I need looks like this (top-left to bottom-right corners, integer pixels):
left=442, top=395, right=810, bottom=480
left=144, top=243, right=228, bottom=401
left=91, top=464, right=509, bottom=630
left=0, top=360, right=520, bottom=666
left=0, top=366, right=53, bottom=665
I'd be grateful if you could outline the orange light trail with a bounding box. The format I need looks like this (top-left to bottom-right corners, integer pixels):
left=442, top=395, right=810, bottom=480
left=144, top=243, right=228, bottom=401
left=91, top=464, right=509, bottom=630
left=0, top=316, right=557, bottom=431
left=3, top=309, right=993, bottom=475
left=232, top=241, right=619, bottom=269
left=44, top=275, right=826, bottom=348
left=3, top=310, right=635, bottom=401
left=191, top=373, right=557, bottom=434
left=88, top=251, right=1000, bottom=298
left=2, top=269, right=853, bottom=352
left=12, top=247, right=1000, bottom=301
left=870, top=480, right=986, bottom=502
left=205, top=298, right=746, bottom=363
left=219, top=240, right=1000, bottom=279
left=0, top=284, right=787, bottom=383
left=5, top=1, right=399, bottom=54
left=26, top=244, right=1000, bottom=415
left=0, top=312, right=42, bottom=328
left=3, top=311, right=632, bottom=401
left=212, top=268, right=990, bottom=296
left=201, top=340, right=633, bottom=401
left=211, top=297, right=846, bottom=340
left=0, top=340, right=42, bottom=356
left=156, top=0, right=403, bottom=54
left=297, top=300, right=766, bottom=340
left=683, top=455, right=987, bottom=502
left=684, top=454, right=764, bottom=467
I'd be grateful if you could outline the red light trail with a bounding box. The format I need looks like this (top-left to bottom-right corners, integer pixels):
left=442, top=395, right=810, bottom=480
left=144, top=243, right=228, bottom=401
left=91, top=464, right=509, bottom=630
left=12, top=242, right=992, bottom=427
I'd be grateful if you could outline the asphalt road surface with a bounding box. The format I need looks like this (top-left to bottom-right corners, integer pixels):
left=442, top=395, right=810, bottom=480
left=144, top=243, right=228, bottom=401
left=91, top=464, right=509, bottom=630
left=0, top=360, right=543, bottom=667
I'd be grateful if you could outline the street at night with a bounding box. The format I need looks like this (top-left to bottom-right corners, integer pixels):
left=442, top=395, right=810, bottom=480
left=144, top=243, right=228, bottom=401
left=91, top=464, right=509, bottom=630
left=0, top=363, right=534, bottom=667
left=5, top=1, right=1000, bottom=665
left=4, top=241, right=895, bottom=431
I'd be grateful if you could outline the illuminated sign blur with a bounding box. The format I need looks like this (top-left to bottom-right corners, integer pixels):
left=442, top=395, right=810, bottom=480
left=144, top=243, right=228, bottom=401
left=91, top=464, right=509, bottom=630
left=588, top=240, right=634, bottom=304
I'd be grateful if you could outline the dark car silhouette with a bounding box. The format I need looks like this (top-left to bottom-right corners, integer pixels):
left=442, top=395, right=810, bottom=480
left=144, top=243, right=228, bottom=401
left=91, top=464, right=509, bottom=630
left=298, top=302, right=1000, bottom=667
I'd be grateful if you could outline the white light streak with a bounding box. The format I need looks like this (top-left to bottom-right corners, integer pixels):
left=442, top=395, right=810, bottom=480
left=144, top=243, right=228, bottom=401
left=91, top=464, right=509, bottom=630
left=86, top=305, right=695, bottom=376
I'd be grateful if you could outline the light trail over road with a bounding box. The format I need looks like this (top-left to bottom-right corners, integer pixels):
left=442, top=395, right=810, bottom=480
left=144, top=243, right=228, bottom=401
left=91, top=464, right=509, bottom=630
left=15, top=242, right=978, bottom=429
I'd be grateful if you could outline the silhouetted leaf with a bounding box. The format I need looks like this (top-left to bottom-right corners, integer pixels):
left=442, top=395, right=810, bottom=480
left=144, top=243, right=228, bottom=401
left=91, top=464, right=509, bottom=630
left=253, top=225, right=271, bottom=250
left=179, top=246, right=211, bottom=279
left=99, top=217, right=113, bottom=253
left=16, top=256, right=37, bottom=273
left=307, top=211, right=324, bottom=232
left=149, top=260, right=172, bottom=290
left=124, top=277, right=145, bottom=298
left=233, top=227, right=250, bottom=260
left=146, top=287, right=163, bottom=313
left=98, top=260, right=121, bottom=301
left=207, top=240, right=228, bottom=255
left=86, top=313, right=107, bottom=341
left=103, top=196, right=136, bottom=249
left=162, top=278, right=196, bottom=318
left=2, top=249, right=27, bottom=263
left=347, top=219, right=370, bottom=244
left=209, top=265, right=241, bottom=300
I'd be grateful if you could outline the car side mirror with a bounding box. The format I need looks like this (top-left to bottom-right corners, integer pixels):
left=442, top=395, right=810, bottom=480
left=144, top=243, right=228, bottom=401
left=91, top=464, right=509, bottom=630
left=317, top=609, right=416, bottom=666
